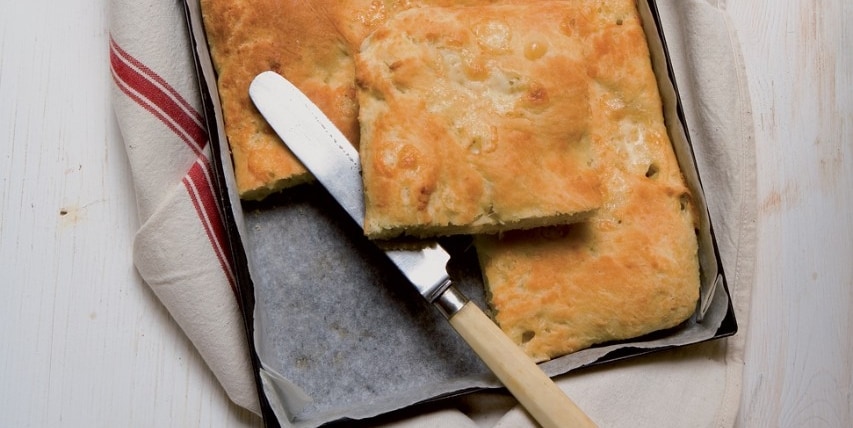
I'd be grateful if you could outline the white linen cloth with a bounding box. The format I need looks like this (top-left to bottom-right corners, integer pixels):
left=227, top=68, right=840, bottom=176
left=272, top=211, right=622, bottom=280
left=109, top=0, right=755, bottom=426
left=109, top=0, right=261, bottom=414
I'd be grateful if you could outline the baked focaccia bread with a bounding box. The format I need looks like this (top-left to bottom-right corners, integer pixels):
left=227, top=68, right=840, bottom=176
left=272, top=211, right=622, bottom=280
left=474, top=0, right=700, bottom=362
left=200, top=0, right=358, bottom=199
left=356, top=3, right=606, bottom=239
left=200, top=0, right=516, bottom=200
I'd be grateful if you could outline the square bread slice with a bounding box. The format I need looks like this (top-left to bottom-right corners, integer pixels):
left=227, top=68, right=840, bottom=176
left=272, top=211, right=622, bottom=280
left=200, top=0, right=360, bottom=200
left=474, top=0, right=700, bottom=362
left=356, top=2, right=606, bottom=239
left=200, top=0, right=518, bottom=200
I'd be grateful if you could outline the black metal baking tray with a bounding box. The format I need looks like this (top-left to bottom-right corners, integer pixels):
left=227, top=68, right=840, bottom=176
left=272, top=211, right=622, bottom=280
left=182, top=1, right=737, bottom=426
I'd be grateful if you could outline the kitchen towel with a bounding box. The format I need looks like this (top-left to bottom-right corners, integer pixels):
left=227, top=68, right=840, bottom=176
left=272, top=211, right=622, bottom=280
left=109, top=0, right=755, bottom=426
left=109, top=0, right=261, bottom=415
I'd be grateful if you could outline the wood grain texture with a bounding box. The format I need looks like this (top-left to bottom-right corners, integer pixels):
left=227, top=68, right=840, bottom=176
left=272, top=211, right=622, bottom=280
left=726, top=0, right=853, bottom=426
left=0, top=0, right=850, bottom=426
left=0, top=1, right=261, bottom=426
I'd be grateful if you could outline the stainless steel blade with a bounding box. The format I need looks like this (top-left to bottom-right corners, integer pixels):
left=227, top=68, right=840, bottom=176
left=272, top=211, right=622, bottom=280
left=249, top=71, right=452, bottom=303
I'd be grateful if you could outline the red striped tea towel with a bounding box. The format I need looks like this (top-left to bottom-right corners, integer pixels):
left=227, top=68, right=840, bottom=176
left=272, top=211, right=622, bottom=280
left=109, top=0, right=260, bottom=415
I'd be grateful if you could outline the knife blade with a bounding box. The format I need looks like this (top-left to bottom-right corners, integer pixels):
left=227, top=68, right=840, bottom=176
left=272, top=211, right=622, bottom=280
left=249, top=70, right=596, bottom=428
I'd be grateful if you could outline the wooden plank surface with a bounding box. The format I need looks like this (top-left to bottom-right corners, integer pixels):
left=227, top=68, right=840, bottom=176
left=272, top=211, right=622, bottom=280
left=0, top=1, right=259, bottom=426
left=726, top=0, right=852, bottom=426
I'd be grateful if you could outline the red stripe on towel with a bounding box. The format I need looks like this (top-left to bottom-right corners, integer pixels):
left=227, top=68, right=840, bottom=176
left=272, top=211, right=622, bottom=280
left=109, top=37, right=206, bottom=155
left=110, top=36, right=238, bottom=297
left=110, top=38, right=204, bottom=124
left=184, top=159, right=237, bottom=293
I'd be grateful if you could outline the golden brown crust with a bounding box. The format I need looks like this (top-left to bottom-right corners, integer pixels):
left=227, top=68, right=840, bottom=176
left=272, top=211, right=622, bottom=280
left=356, top=3, right=607, bottom=239
left=200, top=0, right=514, bottom=200
left=473, top=0, right=700, bottom=362
left=200, top=0, right=362, bottom=199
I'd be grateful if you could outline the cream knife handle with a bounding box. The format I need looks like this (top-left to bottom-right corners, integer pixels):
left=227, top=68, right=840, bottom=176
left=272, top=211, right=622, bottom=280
left=437, top=287, right=597, bottom=428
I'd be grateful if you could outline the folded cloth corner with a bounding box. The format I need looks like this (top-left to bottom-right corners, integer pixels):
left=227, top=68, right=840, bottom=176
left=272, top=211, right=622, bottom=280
left=109, top=0, right=261, bottom=415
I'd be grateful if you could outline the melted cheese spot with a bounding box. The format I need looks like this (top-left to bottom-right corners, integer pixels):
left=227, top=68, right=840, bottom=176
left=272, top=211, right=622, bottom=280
left=474, top=20, right=512, bottom=53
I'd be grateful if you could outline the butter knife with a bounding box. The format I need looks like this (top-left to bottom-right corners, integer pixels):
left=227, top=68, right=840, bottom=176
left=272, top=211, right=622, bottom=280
left=249, top=71, right=596, bottom=428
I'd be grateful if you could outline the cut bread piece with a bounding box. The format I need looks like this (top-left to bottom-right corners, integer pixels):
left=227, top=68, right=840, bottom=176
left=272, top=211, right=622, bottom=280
left=356, top=2, right=605, bottom=239
left=200, top=0, right=363, bottom=200
left=474, top=0, right=700, bottom=362
left=475, top=181, right=700, bottom=362
left=200, top=0, right=518, bottom=200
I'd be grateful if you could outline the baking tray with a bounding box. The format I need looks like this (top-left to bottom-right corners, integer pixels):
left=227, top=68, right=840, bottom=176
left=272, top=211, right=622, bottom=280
left=182, top=1, right=738, bottom=426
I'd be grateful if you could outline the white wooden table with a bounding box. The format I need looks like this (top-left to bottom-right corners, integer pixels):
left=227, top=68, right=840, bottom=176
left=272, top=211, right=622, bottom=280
left=1, top=1, right=850, bottom=426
